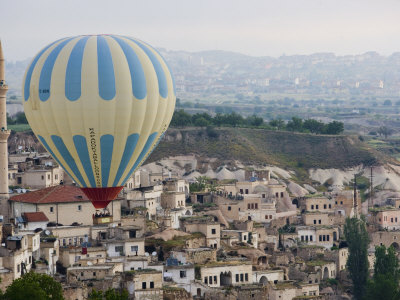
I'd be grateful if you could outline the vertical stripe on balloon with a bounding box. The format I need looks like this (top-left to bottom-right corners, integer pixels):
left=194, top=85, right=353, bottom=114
left=97, top=36, right=116, bottom=100
left=100, top=135, right=114, bottom=186
left=51, top=135, right=87, bottom=187
left=111, top=36, right=147, bottom=100
left=112, top=133, right=140, bottom=187
left=121, top=132, right=158, bottom=185
left=39, top=38, right=74, bottom=102
left=65, top=36, right=90, bottom=101
left=73, top=135, right=97, bottom=187
left=38, top=135, right=77, bottom=186
left=24, top=39, right=62, bottom=101
left=125, top=37, right=168, bottom=98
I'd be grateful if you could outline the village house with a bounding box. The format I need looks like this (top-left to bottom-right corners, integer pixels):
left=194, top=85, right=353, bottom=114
left=9, top=185, right=121, bottom=226
left=123, top=269, right=163, bottom=300
left=182, top=217, right=220, bottom=249
left=198, top=261, right=253, bottom=287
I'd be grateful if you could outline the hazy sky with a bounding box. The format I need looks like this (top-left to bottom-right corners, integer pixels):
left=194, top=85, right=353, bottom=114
left=1, top=0, right=400, bottom=61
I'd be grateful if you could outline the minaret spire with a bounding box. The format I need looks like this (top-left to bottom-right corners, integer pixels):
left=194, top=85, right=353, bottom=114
left=0, top=40, right=10, bottom=218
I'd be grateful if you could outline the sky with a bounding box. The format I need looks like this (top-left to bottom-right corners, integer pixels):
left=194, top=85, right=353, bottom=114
left=1, top=0, right=400, bottom=61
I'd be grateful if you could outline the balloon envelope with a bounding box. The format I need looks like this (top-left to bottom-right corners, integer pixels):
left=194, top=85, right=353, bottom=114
left=22, top=35, right=175, bottom=208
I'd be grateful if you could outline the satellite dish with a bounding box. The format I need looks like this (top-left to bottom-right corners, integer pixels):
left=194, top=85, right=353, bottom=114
left=45, top=230, right=50, bottom=236
left=152, top=251, right=157, bottom=256
left=145, top=252, right=149, bottom=257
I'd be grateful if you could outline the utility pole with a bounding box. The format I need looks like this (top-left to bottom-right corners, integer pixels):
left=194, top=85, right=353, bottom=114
left=369, top=167, right=374, bottom=209
left=353, top=174, right=358, bottom=217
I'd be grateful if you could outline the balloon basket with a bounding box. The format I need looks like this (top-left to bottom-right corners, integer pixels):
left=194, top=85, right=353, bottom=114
left=93, top=215, right=113, bottom=225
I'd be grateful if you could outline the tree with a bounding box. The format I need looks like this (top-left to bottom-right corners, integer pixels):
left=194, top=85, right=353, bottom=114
left=88, top=288, right=128, bottom=300
left=383, top=99, right=392, bottom=106
left=15, top=112, right=28, bottom=124
left=194, top=117, right=210, bottom=127
left=286, top=117, right=303, bottom=132
left=303, top=119, right=324, bottom=134
left=269, top=119, right=285, bottom=130
left=4, top=272, right=64, bottom=300
left=378, top=126, right=393, bottom=139
left=344, top=217, right=370, bottom=300
left=246, top=115, right=264, bottom=127
left=323, top=121, right=344, bottom=135
left=365, top=245, right=400, bottom=300
left=170, top=109, right=192, bottom=127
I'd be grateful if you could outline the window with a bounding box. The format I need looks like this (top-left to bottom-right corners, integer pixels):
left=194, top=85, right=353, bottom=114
left=265, top=215, right=268, bottom=219
left=316, top=205, right=319, bottom=209
left=131, top=246, right=139, bottom=253
left=276, top=192, right=279, bottom=197
left=248, top=204, right=251, bottom=209
left=41, top=175, right=44, bottom=180
left=305, top=236, right=308, bottom=242
left=47, top=174, right=50, bottom=180
left=280, top=192, right=284, bottom=197
left=78, top=205, right=82, bottom=211
left=313, top=220, right=316, bottom=224
left=301, top=236, right=304, bottom=241
left=311, top=205, right=314, bottom=210
left=392, top=218, right=394, bottom=223
left=236, top=274, right=239, bottom=282
left=240, top=189, right=244, bottom=194
left=310, top=236, right=313, bottom=241
left=93, top=272, right=96, bottom=276
left=245, top=189, right=249, bottom=194
left=255, top=203, right=258, bottom=209
left=17, top=264, right=20, bottom=273
left=209, top=276, right=212, bottom=284
left=150, top=282, right=154, bottom=288
left=319, top=235, right=322, bottom=241
left=214, top=276, right=217, bottom=283
left=251, top=204, right=254, bottom=209
left=324, top=204, right=327, bottom=209
left=180, top=270, right=186, bottom=278
left=81, top=272, right=84, bottom=276
left=29, top=256, right=31, bottom=263
left=142, top=282, right=147, bottom=289
left=211, top=228, right=216, bottom=235
left=228, top=206, right=231, bottom=211
left=204, top=277, right=208, bottom=284
left=340, top=201, right=343, bottom=205
left=262, top=194, right=266, bottom=198
left=319, top=220, right=321, bottom=224
left=55, top=174, right=58, bottom=180
left=129, top=230, right=137, bottom=238
left=244, top=235, right=247, bottom=240
left=269, top=215, right=272, bottom=219
left=327, top=235, right=330, bottom=241
left=323, top=235, right=326, bottom=241
left=240, top=274, right=244, bottom=282
left=115, top=246, right=124, bottom=254
left=50, top=207, right=54, bottom=213
left=329, top=204, right=331, bottom=209
left=245, top=273, right=248, bottom=281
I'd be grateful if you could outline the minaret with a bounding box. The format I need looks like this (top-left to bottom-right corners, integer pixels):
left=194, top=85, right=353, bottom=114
left=0, top=40, right=10, bottom=213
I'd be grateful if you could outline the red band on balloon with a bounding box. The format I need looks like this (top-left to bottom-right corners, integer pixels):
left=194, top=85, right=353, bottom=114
left=81, top=186, right=123, bottom=209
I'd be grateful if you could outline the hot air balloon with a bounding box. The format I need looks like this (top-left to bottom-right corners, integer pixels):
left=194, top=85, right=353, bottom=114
left=22, top=35, right=175, bottom=219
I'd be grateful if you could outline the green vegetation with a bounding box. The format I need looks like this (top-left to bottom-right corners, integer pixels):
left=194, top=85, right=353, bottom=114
left=8, top=124, right=31, bottom=132
left=349, top=175, right=371, bottom=202
left=1, top=272, right=64, bottom=300
left=170, top=110, right=344, bottom=135
left=149, top=127, right=379, bottom=171
left=88, top=288, right=128, bottom=300
left=365, top=245, right=400, bottom=300
left=344, top=217, right=370, bottom=300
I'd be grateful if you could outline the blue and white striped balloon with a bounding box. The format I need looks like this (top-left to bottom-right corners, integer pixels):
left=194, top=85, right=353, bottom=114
left=22, top=35, right=175, bottom=206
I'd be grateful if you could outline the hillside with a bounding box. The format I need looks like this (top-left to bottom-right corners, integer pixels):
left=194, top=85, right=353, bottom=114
left=9, top=127, right=388, bottom=172
left=148, top=127, right=385, bottom=170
